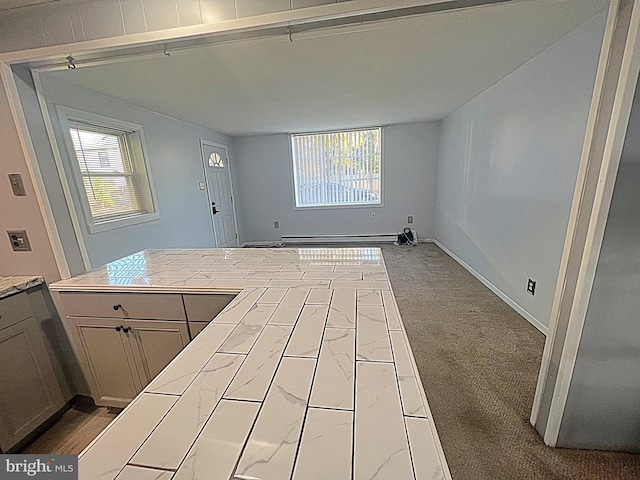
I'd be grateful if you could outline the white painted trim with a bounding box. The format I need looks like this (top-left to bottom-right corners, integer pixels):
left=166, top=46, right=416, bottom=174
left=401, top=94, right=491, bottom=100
left=55, top=104, right=162, bottom=236
left=283, top=233, right=398, bottom=244
left=0, top=63, right=72, bottom=279
left=31, top=71, right=93, bottom=271
left=433, top=240, right=548, bottom=336
left=289, top=126, right=385, bottom=210
left=529, top=0, right=622, bottom=428
left=200, top=139, right=240, bottom=247
left=542, top=0, right=640, bottom=447
left=240, top=241, right=284, bottom=248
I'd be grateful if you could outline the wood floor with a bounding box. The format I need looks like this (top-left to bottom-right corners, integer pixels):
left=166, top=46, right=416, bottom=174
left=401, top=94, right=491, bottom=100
left=20, top=401, right=119, bottom=455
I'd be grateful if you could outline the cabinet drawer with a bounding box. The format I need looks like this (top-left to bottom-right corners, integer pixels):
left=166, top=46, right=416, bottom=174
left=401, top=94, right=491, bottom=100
left=59, top=292, right=186, bottom=321
left=0, top=292, right=33, bottom=331
left=183, top=294, right=235, bottom=322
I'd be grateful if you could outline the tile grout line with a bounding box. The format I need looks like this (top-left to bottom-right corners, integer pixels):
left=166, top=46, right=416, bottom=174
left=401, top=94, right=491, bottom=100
left=228, top=292, right=310, bottom=480
left=155, top=345, right=261, bottom=476
left=351, top=294, right=359, bottom=480
left=109, top=394, right=181, bottom=480
left=388, top=306, right=419, bottom=480
left=288, top=300, right=329, bottom=480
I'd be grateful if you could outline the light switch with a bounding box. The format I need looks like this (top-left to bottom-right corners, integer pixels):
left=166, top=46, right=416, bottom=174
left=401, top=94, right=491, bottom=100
left=199, top=182, right=206, bottom=191
left=7, top=230, right=31, bottom=251
left=9, top=174, right=26, bottom=196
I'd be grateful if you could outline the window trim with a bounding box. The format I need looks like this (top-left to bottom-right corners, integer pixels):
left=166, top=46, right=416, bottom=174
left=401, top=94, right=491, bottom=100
left=56, top=106, right=160, bottom=234
left=289, top=126, right=385, bottom=211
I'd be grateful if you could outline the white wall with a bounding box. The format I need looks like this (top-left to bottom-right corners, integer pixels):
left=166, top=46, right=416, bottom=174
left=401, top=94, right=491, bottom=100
left=557, top=78, right=640, bottom=451
left=435, top=11, right=607, bottom=331
left=26, top=73, right=236, bottom=268
left=233, top=122, right=439, bottom=243
left=0, top=75, right=60, bottom=283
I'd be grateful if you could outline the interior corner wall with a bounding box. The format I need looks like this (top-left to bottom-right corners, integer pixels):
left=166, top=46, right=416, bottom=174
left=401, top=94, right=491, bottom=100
left=232, top=122, right=440, bottom=243
left=0, top=75, right=61, bottom=283
left=557, top=75, right=640, bottom=451
left=434, top=11, right=608, bottom=331
left=18, top=71, right=235, bottom=269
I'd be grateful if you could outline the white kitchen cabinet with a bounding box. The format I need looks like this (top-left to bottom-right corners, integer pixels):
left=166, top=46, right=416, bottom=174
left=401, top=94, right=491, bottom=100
left=188, top=321, right=209, bottom=339
left=55, top=290, right=236, bottom=407
left=69, top=317, right=143, bottom=407
left=0, top=310, right=65, bottom=451
left=126, top=320, right=190, bottom=384
left=68, top=317, right=190, bottom=407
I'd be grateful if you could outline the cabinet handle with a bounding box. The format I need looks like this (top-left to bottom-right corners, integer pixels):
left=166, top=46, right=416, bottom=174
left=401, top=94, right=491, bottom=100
left=115, top=325, right=122, bottom=332
left=122, top=326, right=131, bottom=333
left=113, top=304, right=122, bottom=311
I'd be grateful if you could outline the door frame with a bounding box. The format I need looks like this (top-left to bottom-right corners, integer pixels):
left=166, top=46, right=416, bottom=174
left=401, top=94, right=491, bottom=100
left=199, top=139, right=240, bottom=248
left=530, top=0, right=640, bottom=446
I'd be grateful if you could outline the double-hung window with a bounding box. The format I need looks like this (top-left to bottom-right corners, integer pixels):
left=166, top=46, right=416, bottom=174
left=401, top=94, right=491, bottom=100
left=291, top=128, right=382, bottom=208
left=59, top=107, right=158, bottom=233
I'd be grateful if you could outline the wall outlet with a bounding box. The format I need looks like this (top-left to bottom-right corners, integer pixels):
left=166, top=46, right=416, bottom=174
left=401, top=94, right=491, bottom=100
left=7, top=230, right=31, bottom=251
left=407, top=215, right=414, bottom=224
left=371, top=212, right=376, bottom=219
left=527, top=279, right=536, bottom=295
left=274, top=221, right=280, bottom=229
left=9, top=174, right=26, bottom=196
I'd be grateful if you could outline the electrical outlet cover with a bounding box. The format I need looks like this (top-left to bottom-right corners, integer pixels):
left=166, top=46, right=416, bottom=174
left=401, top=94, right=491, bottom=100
left=7, top=230, right=31, bottom=251
left=527, top=279, right=536, bottom=295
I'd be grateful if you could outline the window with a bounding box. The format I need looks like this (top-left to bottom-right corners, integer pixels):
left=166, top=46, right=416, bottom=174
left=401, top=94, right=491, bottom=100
left=59, top=107, right=158, bottom=233
left=291, top=128, right=382, bottom=208
left=98, top=151, right=110, bottom=167
left=209, top=152, right=224, bottom=167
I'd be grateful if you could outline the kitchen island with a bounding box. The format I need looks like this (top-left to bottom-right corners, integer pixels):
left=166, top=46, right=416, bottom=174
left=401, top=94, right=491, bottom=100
left=49, top=247, right=449, bottom=480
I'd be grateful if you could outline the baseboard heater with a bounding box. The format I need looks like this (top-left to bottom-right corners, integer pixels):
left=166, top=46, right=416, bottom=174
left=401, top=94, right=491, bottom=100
left=281, top=233, right=398, bottom=244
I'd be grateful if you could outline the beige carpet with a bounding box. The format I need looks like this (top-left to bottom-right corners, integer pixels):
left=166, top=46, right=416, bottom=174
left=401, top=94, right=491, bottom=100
left=379, top=242, right=640, bottom=480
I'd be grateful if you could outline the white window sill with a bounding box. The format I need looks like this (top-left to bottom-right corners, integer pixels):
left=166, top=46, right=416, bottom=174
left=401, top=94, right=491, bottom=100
left=293, top=202, right=383, bottom=211
left=87, top=212, right=160, bottom=234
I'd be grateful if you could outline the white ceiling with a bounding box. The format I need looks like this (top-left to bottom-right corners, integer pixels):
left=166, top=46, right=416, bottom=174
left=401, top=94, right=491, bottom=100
left=45, top=0, right=608, bottom=137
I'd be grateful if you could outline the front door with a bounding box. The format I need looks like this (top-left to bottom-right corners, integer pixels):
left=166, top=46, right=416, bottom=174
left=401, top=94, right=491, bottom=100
left=201, top=142, right=238, bottom=248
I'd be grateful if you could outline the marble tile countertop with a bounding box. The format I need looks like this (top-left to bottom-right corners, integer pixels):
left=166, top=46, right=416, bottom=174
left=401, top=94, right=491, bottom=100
left=51, top=248, right=451, bottom=480
left=0, top=275, right=44, bottom=300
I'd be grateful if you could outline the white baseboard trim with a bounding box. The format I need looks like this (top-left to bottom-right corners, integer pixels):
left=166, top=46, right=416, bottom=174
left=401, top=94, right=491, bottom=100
left=242, top=236, right=435, bottom=247
left=240, top=241, right=284, bottom=247
left=432, top=240, right=548, bottom=336
left=282, top=233, right=398, bottom=244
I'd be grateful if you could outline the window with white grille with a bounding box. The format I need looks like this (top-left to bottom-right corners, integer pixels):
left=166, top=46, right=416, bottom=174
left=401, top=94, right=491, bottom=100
left=59, top=107, right=158, bottom=234
left=291, top=128, right=382, bottom=208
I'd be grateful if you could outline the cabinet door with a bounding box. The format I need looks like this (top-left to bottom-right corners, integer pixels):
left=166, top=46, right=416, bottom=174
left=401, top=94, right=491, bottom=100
left=0, top=317, right=64, bottom=451
left=71, top=317, right=143, bottom=407
left=125, top=320, right=190, bottom=385
left=188, top=321, right=209, bottom=340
